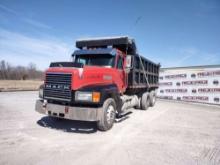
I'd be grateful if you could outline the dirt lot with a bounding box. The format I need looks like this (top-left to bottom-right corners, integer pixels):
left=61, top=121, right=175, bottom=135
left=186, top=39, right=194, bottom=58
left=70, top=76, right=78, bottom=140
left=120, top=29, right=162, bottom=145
left=0, top=91, right=220, bottom=165
left=0, top=80, right=43, bottom=91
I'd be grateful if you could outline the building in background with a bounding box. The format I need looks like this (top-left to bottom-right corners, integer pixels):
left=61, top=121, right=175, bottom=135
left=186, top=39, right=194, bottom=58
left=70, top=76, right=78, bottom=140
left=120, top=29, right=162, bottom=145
left=158, top=65, right=220, bottom=105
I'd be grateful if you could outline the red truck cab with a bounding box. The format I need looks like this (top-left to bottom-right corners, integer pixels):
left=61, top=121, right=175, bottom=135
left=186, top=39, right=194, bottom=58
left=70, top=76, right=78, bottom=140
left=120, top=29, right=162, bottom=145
left=46, top=48, right=127, bottom=93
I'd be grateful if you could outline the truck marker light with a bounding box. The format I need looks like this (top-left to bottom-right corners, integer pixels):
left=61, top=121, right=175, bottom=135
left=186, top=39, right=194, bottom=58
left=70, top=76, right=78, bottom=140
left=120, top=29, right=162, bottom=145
left=92, top=92, right=100, bottom=102
left=65, top=106, right=69, bottom=114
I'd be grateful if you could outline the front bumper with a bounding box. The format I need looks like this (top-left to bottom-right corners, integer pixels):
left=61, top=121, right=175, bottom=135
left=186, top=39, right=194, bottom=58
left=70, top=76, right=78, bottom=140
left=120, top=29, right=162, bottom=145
left=35, top=99, right=102, bottom=121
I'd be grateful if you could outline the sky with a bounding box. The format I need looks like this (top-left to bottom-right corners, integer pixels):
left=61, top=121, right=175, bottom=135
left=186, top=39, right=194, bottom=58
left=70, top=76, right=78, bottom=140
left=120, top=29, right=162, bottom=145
left=0, top=0, right=220, bottom=70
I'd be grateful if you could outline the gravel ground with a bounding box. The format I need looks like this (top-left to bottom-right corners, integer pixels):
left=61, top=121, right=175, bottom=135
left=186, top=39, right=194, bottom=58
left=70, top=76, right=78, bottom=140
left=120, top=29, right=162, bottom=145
left=0, top=91, right=220, bottom=165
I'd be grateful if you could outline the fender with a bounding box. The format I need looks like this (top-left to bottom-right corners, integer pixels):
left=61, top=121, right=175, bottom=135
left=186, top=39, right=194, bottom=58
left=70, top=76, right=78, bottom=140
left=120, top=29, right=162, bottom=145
left=77, top=84, right=122, bottom=112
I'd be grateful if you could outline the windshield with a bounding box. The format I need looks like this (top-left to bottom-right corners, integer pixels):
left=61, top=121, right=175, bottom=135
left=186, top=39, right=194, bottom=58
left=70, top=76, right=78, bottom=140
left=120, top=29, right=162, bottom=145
left=74, top=54, right=115, bottom=67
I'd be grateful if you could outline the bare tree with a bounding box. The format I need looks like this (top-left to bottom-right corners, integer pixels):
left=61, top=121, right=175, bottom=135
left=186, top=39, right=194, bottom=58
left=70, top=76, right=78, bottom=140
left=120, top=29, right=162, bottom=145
left=0, top=60, right=43, bottom=80
left=0, top=60, right=7, bottom=79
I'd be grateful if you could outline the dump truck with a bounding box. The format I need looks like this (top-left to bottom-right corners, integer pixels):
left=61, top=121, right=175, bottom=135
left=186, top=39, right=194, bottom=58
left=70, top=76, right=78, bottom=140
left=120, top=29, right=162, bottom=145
left=35, top=36, right=160, bottom=131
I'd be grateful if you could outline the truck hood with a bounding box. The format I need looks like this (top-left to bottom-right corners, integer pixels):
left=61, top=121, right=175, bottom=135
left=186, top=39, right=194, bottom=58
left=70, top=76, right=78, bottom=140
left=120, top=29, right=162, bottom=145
left=45, top=66, right=116, bottom=90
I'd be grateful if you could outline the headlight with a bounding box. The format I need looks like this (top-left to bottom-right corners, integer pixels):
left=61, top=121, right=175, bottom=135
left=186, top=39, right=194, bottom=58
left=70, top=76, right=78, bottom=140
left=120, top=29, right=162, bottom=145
left=75, top=91, right=92, bottom=101
left=75, top=91, right=100, bottom=103
left=39, top=85, right=44, bottom=98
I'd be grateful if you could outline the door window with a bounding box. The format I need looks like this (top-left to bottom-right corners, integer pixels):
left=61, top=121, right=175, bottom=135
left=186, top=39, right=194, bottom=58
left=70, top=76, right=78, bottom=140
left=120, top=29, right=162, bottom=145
left=117, top=56, right=123, bottom=70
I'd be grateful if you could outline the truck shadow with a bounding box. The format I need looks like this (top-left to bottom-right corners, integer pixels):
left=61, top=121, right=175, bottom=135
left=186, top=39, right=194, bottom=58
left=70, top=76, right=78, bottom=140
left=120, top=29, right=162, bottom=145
left=37, top=116, right=97, bottom=134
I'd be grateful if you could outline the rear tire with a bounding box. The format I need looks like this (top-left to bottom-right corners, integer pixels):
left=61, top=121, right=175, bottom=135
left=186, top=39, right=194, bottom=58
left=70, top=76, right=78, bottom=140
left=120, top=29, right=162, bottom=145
left=134, top=97, right=141, bottom=109
left=97, top=98, right=116, bottom=131
left=141, top=92, right=150, bottom=110
left=149, top=90, right=156, bottom=107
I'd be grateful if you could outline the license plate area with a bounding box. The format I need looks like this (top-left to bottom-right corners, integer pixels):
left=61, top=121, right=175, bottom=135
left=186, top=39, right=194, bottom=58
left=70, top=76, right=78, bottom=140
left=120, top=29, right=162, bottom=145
left=45, top=105, right=66, bottom=118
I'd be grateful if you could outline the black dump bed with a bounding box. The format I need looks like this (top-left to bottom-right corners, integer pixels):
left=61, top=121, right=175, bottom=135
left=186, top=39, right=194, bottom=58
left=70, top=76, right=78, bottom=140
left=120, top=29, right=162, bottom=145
left=76, top=36, right=160, bottom=93
left=127, top=55, right=160, bottom=94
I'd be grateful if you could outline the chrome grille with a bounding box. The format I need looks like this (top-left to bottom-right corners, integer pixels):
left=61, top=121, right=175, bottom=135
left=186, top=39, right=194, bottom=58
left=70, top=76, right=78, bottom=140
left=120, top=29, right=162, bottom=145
left=44, top=73, right=72, bottom=101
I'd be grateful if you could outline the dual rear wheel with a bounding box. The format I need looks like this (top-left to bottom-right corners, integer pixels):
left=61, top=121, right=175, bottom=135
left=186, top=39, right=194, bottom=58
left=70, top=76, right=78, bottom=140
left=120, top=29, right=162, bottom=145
left=141, top=90, right=156, bottom=110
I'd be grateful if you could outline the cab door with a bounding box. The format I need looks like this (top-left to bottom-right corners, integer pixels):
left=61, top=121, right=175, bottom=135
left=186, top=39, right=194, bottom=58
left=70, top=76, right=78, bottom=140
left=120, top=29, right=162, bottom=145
left=115, top=53, right=126, bottom=93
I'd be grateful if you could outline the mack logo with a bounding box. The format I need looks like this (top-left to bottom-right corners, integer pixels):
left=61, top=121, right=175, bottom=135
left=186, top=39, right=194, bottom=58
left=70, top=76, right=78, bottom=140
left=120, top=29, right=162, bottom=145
left=45, top=84, right=70, bottom=90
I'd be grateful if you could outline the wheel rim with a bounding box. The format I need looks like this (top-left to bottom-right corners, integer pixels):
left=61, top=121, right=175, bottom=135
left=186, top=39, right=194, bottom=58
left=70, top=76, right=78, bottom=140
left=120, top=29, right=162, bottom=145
left=152, top=94, right=156, bottom=103
left=106, top=105, right=115, bottom=124
left=146, top=94, right=150, bottom=105
left=146, top=96, right=150, bottom=105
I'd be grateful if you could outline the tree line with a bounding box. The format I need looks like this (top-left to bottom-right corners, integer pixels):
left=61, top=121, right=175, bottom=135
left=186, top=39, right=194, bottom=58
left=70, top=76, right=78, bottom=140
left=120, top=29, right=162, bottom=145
left=0, top=60, right=44, bottom=80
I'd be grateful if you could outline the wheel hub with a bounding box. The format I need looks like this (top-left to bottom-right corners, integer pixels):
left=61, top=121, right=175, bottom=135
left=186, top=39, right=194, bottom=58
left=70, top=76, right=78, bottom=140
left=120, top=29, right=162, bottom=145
left=106, top=105, right=115, bottom=124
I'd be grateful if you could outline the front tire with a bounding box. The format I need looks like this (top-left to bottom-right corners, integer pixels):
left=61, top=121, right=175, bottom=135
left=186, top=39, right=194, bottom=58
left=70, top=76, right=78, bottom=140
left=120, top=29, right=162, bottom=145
left=97, top=98, right=116, bottom=131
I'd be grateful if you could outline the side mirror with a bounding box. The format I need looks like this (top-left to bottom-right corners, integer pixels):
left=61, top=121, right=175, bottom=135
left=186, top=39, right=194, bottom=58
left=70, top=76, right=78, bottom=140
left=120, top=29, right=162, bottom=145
left=126, top=55, right=132, bottom=68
